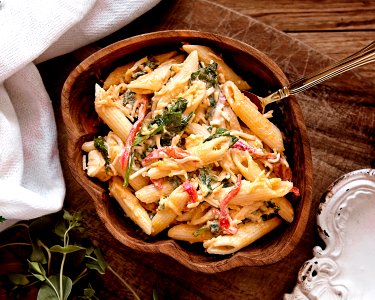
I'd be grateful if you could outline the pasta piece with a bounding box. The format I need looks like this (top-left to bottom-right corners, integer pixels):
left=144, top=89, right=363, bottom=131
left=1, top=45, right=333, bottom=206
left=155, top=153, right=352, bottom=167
left=228, top=178, right=293, bottom=206
left=85, top=149, right=111, bottom=182
left=168, top=224, right=214, bottom=243
left=153, top=50, right=199, bottom=116
left=203, top=217, right=282, bottom=254
left=127, top=55, right=185, bottom=94
left=147, top=157, right=203, bottom=180
left=95, top=84, right=132, bottom=142
left=108, top=176, right=152, bottom=235
left=180, top=80, right=206, bottom=116
left=223, top=81, right=284, bottom=152
left=189, top=203, right=216, bottom=225
left=271, top=197, right=294, bottom=223
left=185, top=123, right=210, bottom=138
left=135, top=181, right=175, bottom=203
left=182, top=44, right=251, bottom=90
left=188, top=136, right=232, bottom=165
left=231, top=149, right=263, bottom=181
left=103, top=61, right=134, bottom=89
left=151, top=186, right=189, bottom=235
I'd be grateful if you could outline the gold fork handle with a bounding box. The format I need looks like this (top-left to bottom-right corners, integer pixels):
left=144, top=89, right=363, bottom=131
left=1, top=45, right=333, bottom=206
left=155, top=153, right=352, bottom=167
left=262, top=41, right=375, bottom=107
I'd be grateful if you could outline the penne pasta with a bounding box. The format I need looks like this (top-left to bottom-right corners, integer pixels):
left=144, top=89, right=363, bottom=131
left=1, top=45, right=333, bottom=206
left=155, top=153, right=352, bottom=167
left=182, top=44, right=251, bottom=90
left=168, top=224, right=214, bottom=243
left=223, top=81, right=284, bottom=152
left=108, top=176, right=152, bottom=235
left=203, top=217, right=282, bottom=255
left=151, top=186, right=189, bottom=235
left=83, top=44, right=298, bottom=255
left=135, top=182, right=175, bottom=203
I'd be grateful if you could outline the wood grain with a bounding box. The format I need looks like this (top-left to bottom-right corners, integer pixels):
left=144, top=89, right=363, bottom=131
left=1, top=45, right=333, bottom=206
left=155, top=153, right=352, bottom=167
left=210, top=0, right=375, bottom=85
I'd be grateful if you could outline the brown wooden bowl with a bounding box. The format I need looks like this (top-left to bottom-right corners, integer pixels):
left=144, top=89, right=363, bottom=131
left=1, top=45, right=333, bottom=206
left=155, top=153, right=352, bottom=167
left=61, top=30, right=312, bottom=273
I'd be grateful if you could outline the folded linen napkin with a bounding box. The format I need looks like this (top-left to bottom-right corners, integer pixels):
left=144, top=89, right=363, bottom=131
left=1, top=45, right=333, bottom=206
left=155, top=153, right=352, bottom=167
left=0, top=0, right=160, bottom=231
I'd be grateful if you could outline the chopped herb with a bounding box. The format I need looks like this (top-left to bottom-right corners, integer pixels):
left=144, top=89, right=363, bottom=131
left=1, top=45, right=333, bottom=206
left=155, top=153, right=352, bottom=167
left=143, top=56, right=159, bottom=70
left=170, top=176, right=182, bottom=189
left=93, top=137, right=111, bottom=171
left=123, top=152, right=134, bottom=187
left=261, top=213, right=277, bottom=221
left=132, top=71, right=147, bottom=79
left=222, top=179, right=234, bottom=188
left=265, top=201, right=280, bottom=213
left=198, top=168, right=217, bottom=194
left=0, top=216, right=6, bottom=223
left=193, top=226, right=209, bottom=237
left=208, top=95, right=217, bottom=107
left=203, top=127, right=239, bottom=146
left=123, top=90, right=135, bottom=106
left=190, top=62, right=218, bottom=87
left=133, top=98, right=192, bottom=146
left=209, top=221, right=221, bottom=236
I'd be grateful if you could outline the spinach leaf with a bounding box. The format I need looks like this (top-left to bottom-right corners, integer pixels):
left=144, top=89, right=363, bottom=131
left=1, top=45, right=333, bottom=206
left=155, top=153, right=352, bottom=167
left=203, top=127, right=238, bottom=146
left=190, top=62, right=218, bottom=87
left=93, top=137, right=111, bottom=171
left=198, top=168, right=216, bottom=193
left=123, top=90, right=135, bottom=106
left=133, top=98, right=191, bottom=146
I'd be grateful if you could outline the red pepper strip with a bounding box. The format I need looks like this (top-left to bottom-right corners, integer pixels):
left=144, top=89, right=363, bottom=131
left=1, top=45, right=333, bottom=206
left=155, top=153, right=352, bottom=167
left=142, top=146, right=191, bottom=166
left=232, top=140, right=276, bottom=159
left=182, top=180, right=198, bottom=204
left=151, top=178, right=164, bottom=190
left=120, top=95, right=148, bottom=171
left=290, top=186, right=300, bottom=197
left=219, top=175, right=242, bottom=234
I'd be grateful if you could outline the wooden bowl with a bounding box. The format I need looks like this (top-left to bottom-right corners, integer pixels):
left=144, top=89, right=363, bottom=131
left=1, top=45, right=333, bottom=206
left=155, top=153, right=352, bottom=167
left=61, top=30, right=312, bottom=273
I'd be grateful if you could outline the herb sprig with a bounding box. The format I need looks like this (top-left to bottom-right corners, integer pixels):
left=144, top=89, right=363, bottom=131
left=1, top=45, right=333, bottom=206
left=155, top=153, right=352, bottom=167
left=0, top=211, right=142, bottom=300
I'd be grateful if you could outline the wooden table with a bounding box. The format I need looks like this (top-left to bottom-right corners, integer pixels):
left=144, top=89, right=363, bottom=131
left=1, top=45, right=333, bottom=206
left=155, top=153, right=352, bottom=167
left=1, top=1, right=374, bottom=299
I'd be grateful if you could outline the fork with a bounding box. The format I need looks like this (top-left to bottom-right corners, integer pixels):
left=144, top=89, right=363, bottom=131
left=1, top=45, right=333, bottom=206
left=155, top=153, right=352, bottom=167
left=244, top=41, right=375, bottom=111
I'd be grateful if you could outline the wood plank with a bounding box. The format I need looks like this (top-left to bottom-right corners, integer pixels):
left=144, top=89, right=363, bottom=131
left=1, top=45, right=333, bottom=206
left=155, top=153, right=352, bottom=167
left=289, top=32, right=375, bottom=85
left=213, top=0, right=375, bottom=31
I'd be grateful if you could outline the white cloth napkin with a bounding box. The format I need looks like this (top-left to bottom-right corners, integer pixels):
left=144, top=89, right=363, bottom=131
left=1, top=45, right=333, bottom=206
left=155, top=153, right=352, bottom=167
left=0, top=0, right=160, bottom=231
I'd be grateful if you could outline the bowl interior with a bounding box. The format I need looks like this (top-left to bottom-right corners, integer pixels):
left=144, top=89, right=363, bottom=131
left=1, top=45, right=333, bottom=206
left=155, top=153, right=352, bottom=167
left=61, top=30, right=312, bottom=272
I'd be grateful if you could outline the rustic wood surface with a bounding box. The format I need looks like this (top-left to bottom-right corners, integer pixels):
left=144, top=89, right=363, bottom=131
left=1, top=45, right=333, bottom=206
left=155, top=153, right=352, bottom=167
left=1, top=0, right=374, bottom=299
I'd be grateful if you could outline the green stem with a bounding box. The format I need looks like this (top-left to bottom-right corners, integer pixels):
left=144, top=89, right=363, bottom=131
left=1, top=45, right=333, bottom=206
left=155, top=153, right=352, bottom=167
left=107, top=265, right=141, bottom=300
left=0, top=242, right=31, bottom=249
left=45, top=276, right=61, bottom=300
left=72, top=268, right=88, bottom=285
left=60, top=253, right=66, bottom=300
left=39, top=240, right=52, bottom=276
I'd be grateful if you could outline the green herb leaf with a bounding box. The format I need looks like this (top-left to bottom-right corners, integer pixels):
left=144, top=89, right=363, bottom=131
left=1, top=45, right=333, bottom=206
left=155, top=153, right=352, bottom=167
left=82, top=285, right=96, bottom=299
left=0, top=216, right=6, bottom=223
left=198, top=168, right=216, bottom=194
left=93, top=136, right=111, bottom=171
left=190, top=62, right=218, bottom=87
left=86, top=249, right=107, bottom=275
left=37, top=275, right=72, bottom=300
left=8, top=273, right=30, bottom=286
left=50, top=245, right=85, bottom=254
left=144, top=56, right=159, bottom=70
left=123, top=90, right=135, bottom=106
left=133, top=98, right=190, bottom=146
left=28, top=260, right=47, bottom=282
left=209, top=221, right=221, bottom=236
left=123, top=152, right=134, bottom=187
left=193, top=226, right=209, bottom=237
left=203, top=127, right=238, bottom=146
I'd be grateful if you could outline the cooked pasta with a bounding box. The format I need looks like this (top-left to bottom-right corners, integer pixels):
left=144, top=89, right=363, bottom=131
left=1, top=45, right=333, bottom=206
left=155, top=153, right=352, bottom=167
left=82, top=44, right=299, bottom=254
